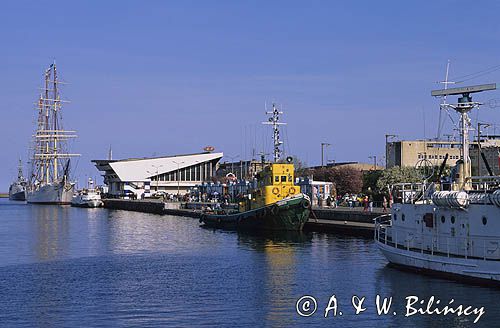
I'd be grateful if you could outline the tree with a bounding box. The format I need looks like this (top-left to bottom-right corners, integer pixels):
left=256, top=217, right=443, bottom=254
left=376, top=166, right=422, bottom=192
left=312, top=166, right=363, bottom=195
left=363, top=170, right=384, bottom=193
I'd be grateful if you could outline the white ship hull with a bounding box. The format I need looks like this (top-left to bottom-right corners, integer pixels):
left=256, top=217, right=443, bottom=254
left=377, top=240, right=500, bottom=284
left=71, top=192, right=103, bottom=208
left=27, top=182, right=75, bottom=204
left=376, top=202, right=500, bottom=286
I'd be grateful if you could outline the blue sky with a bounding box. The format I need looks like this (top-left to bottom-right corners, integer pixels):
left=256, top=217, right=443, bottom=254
left=2, top=0, right=500, bottom=187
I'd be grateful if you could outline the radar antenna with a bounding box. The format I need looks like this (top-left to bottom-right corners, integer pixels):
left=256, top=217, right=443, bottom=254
left=431, top=83, right=497, bottom=189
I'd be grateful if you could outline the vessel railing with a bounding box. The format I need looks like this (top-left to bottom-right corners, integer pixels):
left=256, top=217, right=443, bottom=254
left=390, top=183, right=430, bottom=204
left=375, top=223, right=500, bottom=261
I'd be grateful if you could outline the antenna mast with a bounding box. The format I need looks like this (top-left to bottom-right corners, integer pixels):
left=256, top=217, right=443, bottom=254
left=432, top=83, right=496, bottom=189
left=262, top=103, right=286, bottom=162
left=437, top=60, right=455, bottom=140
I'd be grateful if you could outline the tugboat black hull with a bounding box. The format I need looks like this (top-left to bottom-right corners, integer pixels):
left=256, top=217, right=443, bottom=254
left=201, top=195, right=310, bottom=231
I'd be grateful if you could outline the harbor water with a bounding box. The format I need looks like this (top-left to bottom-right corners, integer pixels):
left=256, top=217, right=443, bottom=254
left=0, top=198, right=499, bottom=327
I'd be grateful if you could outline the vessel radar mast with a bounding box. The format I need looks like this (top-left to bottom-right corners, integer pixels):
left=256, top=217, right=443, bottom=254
left=262, top=103, right=287, bottom=162
left=431, top=83, right=496, bottom=189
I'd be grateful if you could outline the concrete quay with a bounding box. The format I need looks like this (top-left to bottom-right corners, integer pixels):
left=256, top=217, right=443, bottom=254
left=103, top=199, right=384, bottom=237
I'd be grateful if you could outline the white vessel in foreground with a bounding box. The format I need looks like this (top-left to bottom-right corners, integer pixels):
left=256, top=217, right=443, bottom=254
left=375, top=83, right=500, bottom=285
left=71, top=179, right=103, bottom=208
left=27, top=63, right=80, bottom=204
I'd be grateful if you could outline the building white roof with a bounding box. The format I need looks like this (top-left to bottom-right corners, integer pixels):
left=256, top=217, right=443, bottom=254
left=108, top=152, right=223, bottom=182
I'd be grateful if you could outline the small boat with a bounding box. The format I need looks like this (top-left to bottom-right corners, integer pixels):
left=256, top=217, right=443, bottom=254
left=71, top=179, right=103, bottom=208
left=9, top=159, right=27, bottom=201
left=200, top=105, right=311, bottom=231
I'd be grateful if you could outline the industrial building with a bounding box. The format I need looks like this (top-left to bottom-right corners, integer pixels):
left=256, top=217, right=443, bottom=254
left=92, top=152, right=223, bottom=198
left=387, top=138, right=500, bottom=175
left=386, top=140, right=462, bottom=168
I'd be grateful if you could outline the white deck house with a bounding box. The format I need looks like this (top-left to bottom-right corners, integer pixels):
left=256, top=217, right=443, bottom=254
left=92, top=152, right=223, bottom=197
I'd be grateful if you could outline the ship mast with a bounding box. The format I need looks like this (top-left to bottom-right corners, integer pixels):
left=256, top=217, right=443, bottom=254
left=30, top=62, right=80, bottom=188
left=262, top=104, right=286, bottom=162
left=432, top=83, right=497, bottom=190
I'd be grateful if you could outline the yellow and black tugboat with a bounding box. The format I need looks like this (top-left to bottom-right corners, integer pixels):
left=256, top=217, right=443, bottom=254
left=200, top=105, right=311, bottom=231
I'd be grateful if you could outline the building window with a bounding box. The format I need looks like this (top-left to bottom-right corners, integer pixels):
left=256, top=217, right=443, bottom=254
left=181, top=168, right=186, bottom=181
left=196, top=164, right=201, bottom=181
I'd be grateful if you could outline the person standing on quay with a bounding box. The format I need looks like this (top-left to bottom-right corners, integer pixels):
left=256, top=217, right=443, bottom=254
left=382, top=196, right=388, bottom=213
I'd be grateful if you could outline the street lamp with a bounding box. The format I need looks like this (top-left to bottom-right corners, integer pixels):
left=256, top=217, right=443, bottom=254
left=147, top=164, right=163, bottom=192
left=172, top=160, right=185, bottom=197
left=225, top=154, right=240, bottom=178
left=368, top=156, right=377, bottom=170
left=321, top=143, right=331, bottom=167
left=385, top=134, right=397, bottom=168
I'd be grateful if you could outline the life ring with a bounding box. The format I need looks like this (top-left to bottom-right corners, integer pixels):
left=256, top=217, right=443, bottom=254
left=272, top=187, right=279, bottom=195
left=301, top=199, right=311, bottom=209
left=289, top=187, right=296, bottom=194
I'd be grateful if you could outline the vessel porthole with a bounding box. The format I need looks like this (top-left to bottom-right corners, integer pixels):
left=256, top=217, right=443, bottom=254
left=401, top=214, right=405, bottom=222
left=451, top=216, right=455, bottom=224
left=441, top=215, right=445, bottom=223
left=482, top=216, right=487, bottom=225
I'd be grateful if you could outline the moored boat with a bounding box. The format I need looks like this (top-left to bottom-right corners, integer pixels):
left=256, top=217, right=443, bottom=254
left=71, top=179, right=103, bottom=208
left=26, top=63, right=80, bottom=205
left=9, top=160, right=27, bottom=201
left=375, top=82, right=500, bottom=285
left=200, top=104, right=311, bottom=231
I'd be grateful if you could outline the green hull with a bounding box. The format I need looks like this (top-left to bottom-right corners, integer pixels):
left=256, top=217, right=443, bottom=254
left=201, top=194, right=310, bottom=231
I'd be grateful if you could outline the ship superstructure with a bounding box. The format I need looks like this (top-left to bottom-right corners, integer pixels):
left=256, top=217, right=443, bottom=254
left=8, top=159, right=27, bottom=201
left=27, top=63, right=80, bottom=204
left=375, top=83, right=500, bottom=284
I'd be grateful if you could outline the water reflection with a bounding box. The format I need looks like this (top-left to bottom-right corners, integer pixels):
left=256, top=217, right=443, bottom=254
left=1, top=199, right=499, bottom=327
left=373, top=262, right=500, bottom=327
left=31, top=205, right=71, bottom=261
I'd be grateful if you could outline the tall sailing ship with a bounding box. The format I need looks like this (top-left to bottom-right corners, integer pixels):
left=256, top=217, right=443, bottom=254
left=27, top=63, right=80, bottom=204
left=375, top=83, right=500, bottom=285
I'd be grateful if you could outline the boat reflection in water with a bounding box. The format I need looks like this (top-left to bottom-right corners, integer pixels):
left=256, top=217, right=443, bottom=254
left=31, top=205, right=71, bottom=262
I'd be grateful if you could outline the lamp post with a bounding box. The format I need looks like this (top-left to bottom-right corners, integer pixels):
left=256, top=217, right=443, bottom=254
left=477, top=123, right=491, bottom=176
left=172, top=160, right=185, bottom=197
left=385, top=134, right=397, bottom=168
left=321, top=143, right=331, bottom=167
left=225, top=155, right=239, bottom=178
left=147, top=164, right=163, bottom=192
left=368, top=156, right=377, bottom=170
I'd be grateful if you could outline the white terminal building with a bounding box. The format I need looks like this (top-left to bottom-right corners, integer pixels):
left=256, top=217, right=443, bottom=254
left=92, top=152, right=223, bottom=198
